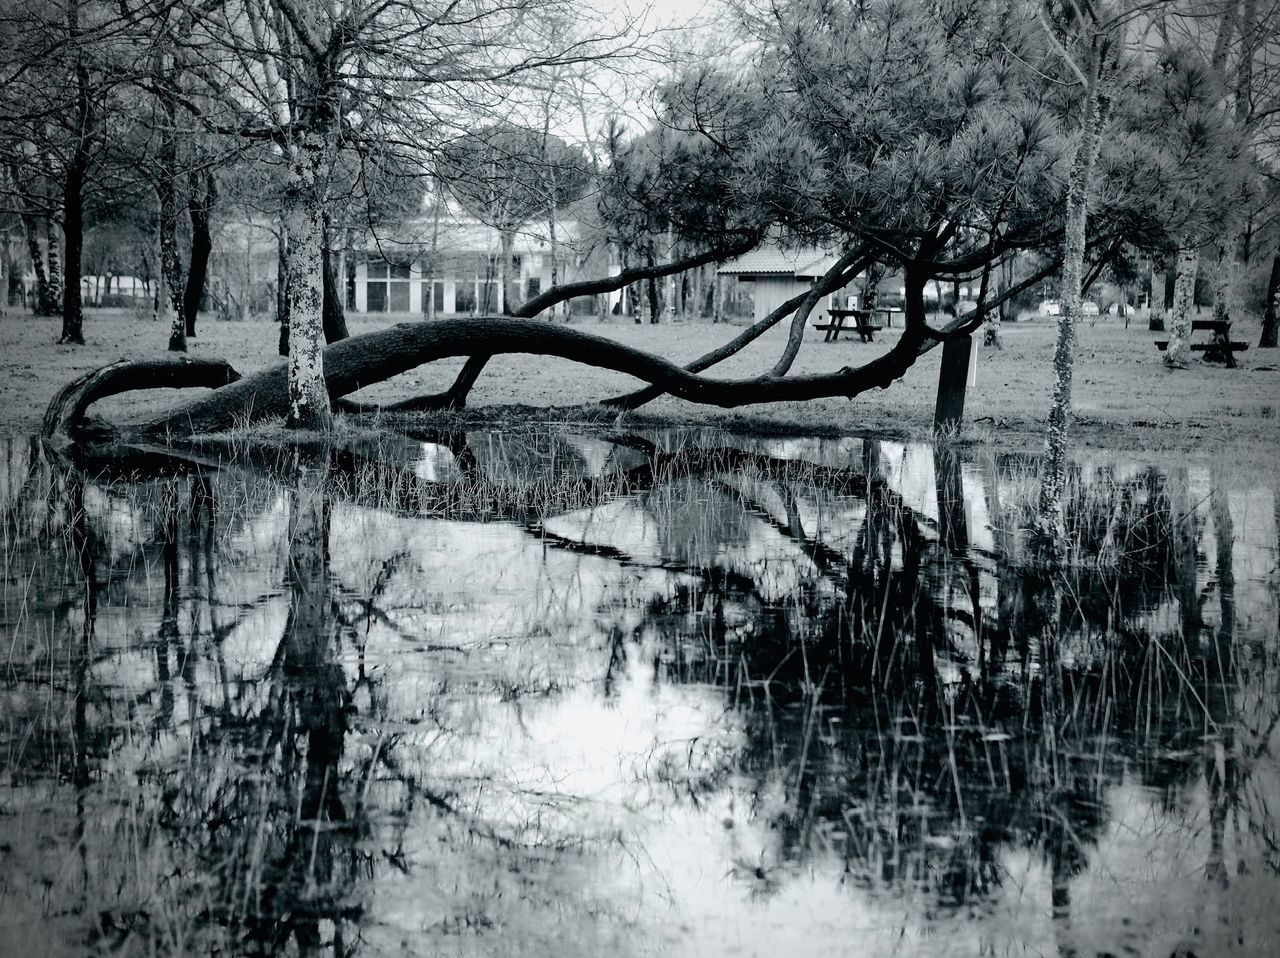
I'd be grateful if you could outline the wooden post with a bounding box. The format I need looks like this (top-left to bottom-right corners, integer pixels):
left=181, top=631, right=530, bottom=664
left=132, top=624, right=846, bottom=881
left=933, top=333, right=972, bottom=434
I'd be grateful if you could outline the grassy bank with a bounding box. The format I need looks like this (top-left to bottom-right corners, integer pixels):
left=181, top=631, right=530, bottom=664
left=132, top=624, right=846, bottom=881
left=3, top=308, right=1278, bottom=461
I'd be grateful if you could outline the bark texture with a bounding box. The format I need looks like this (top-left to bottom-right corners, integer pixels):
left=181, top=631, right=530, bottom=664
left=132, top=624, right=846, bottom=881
left=59, top=156, right=84, bottom=344
left=21, top=210, right=57, bottom=316
left=1211, top=230, right=1241, bottom=328
left=1260, top=251, right=1279, bottom=348
left=321, top=241, right=349, bottom=342
left=277, top=225, right=290, bottom=356
left=1038, top=43, right=1106, bottom=547
left=983, top=259, right=1004, bottom=349
left=281, top=131, right=331, bottom=430
left=183, top=172, right=215, bottom=336
left=157, top=91, right=187, bottom=354
left=58, top=5, right=91, bottom=345
left=1164, top=242, right=1198, bottom=368
left=42, top=357, right=241, bottom=439
left=91, top=317, right=926, bottom=441
left=9, top=159, right=60, bottom=316
left=45, top=246, right=1067, bottom=453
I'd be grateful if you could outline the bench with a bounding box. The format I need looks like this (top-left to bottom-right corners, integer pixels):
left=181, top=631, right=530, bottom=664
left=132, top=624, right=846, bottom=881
left=818, top=308, right=884, bottom=343
left=1154, top=318, right=1247, bottom=367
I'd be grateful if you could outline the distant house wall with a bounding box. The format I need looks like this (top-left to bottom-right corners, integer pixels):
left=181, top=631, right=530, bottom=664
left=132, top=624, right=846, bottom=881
left=738, top=275, right=863, bottom=322
left=353, top=246, right=610, bottom=317
left=744, top=277, right=808, bottom=322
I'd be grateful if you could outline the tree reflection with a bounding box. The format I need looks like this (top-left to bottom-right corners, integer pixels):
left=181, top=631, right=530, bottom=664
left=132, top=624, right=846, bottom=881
left=2, top=431, right=1276, bottom=956
left=622, top=442, right=1264, bottom=942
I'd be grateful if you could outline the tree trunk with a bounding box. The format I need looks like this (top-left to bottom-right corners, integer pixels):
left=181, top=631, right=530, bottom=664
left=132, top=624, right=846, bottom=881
left=427, top=188, right=441, bottom=320
left=49, top=255, right=1058, bottom=445
left=20, top=209, right=55, bottom=316
left=500, top=230, right=518, bottom=314
left=1039, top=45, right=1106, bottom=549
left=183, top=172, right=215, bottom=336
left=54, top=14, right=87, bottom=342
left=665, top=230, right=677, bottom=320
left=692, top=263, right=703, bottom=320
left=983, top=259, right=1003, bottom=349
left=59, top=157, right=85, bottom=345
left=156, top=86, right=187, bottom=354
left=1211, top=228, right=1241, bottom=327
left=1150, top=257, right=1174, bottom=331
left=861, top=261, right=883, bottom=315
left=1164, top=241, right=1198, bottom=368
left=645, top=245, right=660, bottom=325
left=548, top=178, right=560, bottom=320
left=47, top=205, right=64, bottom=317
left=42, top=357, right=240, bottom=438
left=158, top=175, right=186, bottom=352
left=282, top=130, right=331, bottom=429
left=1260, top=251, right=1279, bottom=348
left=1208, top=0, right=1256, bottom=334
left=321, top=217, right=348, bottom=343
left=277, top=224, right=291, bottom=356
left=82, top=316, right=935, bottom=440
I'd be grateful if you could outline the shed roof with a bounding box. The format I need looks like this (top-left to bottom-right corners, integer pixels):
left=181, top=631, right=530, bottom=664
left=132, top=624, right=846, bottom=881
left=717, top=246, right=832, bottom=276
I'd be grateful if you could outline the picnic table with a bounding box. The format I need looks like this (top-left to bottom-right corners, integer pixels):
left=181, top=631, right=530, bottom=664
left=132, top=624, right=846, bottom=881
left=813, top=307, right=883, bottom=343
left=876, top=306, right=903, bottom=328
left=1154, top=319, right=1249, bottom=368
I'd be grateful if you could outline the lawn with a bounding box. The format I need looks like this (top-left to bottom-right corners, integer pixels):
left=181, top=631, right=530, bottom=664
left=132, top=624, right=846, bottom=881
left=3, top=307, right=1278, bottom=461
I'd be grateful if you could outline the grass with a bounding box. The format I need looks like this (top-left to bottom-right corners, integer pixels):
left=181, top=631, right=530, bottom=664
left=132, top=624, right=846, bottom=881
left=2, top=306, right=1278, bottom=463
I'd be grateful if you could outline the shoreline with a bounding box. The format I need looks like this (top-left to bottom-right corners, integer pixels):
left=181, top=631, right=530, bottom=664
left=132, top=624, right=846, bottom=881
left=2, top=310, right=1276, bottom=467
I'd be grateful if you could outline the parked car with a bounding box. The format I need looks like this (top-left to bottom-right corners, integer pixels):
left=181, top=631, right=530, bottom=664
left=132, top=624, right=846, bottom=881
left=1081, top=300, right=1099, bottom=316
left=1039, top=298, right=1061, bottom=316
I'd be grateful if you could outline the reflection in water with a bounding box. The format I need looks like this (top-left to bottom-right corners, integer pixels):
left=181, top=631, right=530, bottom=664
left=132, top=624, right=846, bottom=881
left=0, top=431, right=1278, bottom=956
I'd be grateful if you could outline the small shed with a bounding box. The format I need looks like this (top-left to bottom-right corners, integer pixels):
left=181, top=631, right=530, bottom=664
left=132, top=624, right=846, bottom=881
left=717, top=247, right=860, bottom=322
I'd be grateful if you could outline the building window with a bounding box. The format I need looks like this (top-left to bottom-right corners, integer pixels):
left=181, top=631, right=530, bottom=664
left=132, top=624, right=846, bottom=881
left=367, top=262, right=388, bottom=279
left=389, top=281, right=410, bottom=312
left=526, top=277, right=541, bottom=299
left=390, top=263, right=411, bottom=280
left=479, top=281, right=500, bottom=313
left=367, top=282, right=388, bottom=312
left=455, top=283, right=476, bottom=313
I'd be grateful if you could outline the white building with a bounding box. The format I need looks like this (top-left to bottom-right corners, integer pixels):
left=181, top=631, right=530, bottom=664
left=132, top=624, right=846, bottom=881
left=351, top=206, right=612, bottom=317
left=716, top=247, right=862, bottom=321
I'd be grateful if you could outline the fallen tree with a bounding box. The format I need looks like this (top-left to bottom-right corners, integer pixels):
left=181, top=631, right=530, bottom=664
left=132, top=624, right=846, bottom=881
left=41, top=245, right=1068, bottom=449
left=47, top=316, right=928, bottom=442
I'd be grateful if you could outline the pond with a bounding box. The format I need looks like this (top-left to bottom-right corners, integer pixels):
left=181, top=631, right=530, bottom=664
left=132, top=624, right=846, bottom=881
left=1, top=429, right=1277, bottom=957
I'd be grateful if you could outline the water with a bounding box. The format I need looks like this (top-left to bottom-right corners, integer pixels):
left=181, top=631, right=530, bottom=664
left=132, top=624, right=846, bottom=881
left=1, top=430, right=1277, bottom=957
